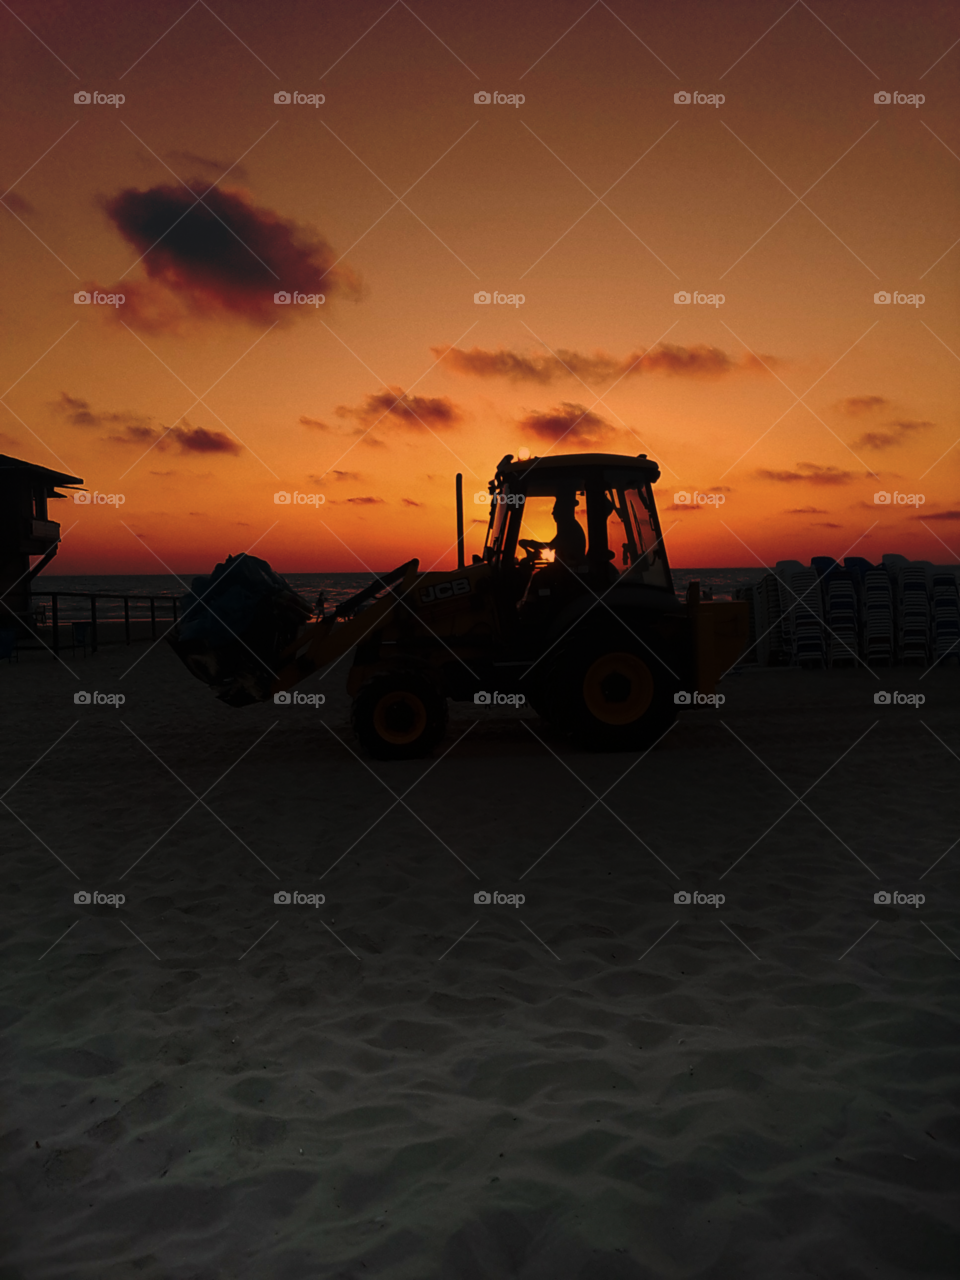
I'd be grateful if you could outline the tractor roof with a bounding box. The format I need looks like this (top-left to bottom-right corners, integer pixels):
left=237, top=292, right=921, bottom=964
left=495, top=452, right=661, bottom=483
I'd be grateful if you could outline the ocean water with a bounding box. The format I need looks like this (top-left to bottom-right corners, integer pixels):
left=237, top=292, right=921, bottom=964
left=33, top=568, right=768, bottom=621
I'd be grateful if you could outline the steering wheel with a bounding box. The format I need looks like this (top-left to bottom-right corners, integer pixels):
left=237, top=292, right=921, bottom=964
left=518, top=538, right=543, bottom=560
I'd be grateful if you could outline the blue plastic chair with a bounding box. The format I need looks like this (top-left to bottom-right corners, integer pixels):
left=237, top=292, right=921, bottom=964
left=71, top=621, right=90, bottom=656
left=0, top=630, right=18, bottom=663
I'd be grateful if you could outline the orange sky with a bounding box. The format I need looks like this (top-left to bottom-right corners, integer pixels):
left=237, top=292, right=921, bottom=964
left=2, top=0, right=959, bottom=575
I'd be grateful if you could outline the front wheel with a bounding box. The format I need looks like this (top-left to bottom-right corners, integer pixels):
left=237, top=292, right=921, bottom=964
left=547, top=638, right=678, bottom=750
left=351, top=672, right=448, bottom=760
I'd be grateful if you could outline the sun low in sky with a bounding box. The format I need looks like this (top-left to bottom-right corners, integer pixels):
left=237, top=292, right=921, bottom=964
left=1, top=0, right=958, bottom=574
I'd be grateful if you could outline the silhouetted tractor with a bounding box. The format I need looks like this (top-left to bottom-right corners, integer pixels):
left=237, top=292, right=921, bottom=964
left=169, top=452, right=750, bottom=758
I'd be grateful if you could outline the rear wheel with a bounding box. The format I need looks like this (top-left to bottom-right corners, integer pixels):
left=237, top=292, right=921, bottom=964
left=352, top=672, right=448, bottom=760
left=548, top=636, right=678, bottom=750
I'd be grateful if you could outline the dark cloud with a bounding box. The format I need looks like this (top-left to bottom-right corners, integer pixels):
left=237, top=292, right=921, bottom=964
left=853, top=420, right=934, bottom=450
left=785, top=506, right=829, bottom=514
left=432, top=343, right=779, bottom=385
left=102, top=184, right=360, bottom=328
left=812, top=522, right=843, bottom=528
left=838, top=396, right=889, bottom=416
left=916, top=510, right=960, bottom=521
left=402, top=498, right=424, bottom=506
left=343, top=496, right=384, bottom=505
left=299, top=415, right=332, bottom=430
left=517, top=402, right=618, bottom=448
left=335, top=387, right=462, bottom=432
left=664, top=502, right=702, bottom=512
left=2, top=192, right=37, bottom=218
left=756, top=463, right=856, bottom=486
left=167, top=152, right=248, bottom=182
left=54, top=393, right=239, bottom=455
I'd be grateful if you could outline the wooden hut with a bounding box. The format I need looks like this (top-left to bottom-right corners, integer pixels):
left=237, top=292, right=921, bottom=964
left=0, top=454, right=83, bottom=630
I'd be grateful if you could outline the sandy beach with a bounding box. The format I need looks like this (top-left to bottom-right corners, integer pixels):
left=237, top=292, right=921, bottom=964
left=1, top=638, right=957, bottom=1278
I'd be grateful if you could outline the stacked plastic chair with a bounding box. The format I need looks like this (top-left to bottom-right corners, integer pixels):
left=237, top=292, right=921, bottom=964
left=824, top=571, right=859, bottom=667
left=747, top=574, right=789, bottom=666
left=891, top=564, right=931, bottom=664
left=860, top=569, right=895, bottom=666
left=931, top=572, right=960, bottom=665
left=775, top=562, right=826, bottom=669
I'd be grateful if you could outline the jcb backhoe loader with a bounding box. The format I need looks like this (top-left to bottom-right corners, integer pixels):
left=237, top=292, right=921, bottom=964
left=169, top=452, right=750, bottom=757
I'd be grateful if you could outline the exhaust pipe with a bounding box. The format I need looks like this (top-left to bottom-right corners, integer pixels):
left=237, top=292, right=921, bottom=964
left=456, top=473, right=464, bottom=568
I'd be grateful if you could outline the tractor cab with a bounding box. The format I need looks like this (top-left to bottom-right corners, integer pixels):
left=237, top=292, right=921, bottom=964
left=479, top=452, right=675, bottom=638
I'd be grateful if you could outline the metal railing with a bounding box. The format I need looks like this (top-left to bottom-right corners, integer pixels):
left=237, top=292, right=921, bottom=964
left=26, top=590, right=180, bottom=654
